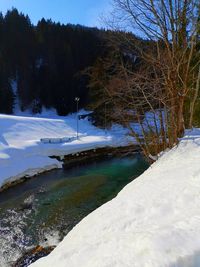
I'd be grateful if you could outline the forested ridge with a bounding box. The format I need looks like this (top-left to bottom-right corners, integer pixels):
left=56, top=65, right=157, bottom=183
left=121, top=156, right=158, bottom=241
left=0, top=8, right=108, bottom=115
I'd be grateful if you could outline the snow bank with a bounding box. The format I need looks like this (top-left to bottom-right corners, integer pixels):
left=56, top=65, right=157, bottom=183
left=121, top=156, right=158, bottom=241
left=0, top=111, right=130, bottom=188
left=30, top=129, right=200, bottom=267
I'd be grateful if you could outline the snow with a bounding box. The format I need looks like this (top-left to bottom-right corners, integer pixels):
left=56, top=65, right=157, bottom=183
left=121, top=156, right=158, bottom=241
left=30, top=129, right=200, bottom=267
left=0, top=110, right=130, bottom=188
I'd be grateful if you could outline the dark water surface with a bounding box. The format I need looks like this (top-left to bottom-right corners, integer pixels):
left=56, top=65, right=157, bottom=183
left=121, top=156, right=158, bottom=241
left=0, top=154, right=148, bottom=266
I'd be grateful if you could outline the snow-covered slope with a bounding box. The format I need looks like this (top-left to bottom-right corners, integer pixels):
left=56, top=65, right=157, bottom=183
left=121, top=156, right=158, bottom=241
left=0, top=111, right=130, bottom=188
left=30, top=129, right=200, bottom=267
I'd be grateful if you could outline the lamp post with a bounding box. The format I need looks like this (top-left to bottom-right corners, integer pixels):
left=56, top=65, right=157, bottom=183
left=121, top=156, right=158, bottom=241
left=104, top=102, right=108, bottom=135
left=75, top=97, right=80, bottom=140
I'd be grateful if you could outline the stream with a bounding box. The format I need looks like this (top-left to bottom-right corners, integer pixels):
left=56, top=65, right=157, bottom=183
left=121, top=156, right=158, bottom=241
left=0, top=154, right=148, bottom=266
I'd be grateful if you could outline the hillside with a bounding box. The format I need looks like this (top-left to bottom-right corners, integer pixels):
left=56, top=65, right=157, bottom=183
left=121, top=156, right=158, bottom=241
left=0, top=9, right=107, bottom=115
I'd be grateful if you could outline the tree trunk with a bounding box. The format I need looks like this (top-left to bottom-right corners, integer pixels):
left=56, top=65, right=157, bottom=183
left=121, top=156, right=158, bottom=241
left=189, top=66, right=200, bottom=128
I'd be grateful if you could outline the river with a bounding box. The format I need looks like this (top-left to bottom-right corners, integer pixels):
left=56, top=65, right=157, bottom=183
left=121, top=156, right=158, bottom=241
left=0, top=154, right=148, bottom=266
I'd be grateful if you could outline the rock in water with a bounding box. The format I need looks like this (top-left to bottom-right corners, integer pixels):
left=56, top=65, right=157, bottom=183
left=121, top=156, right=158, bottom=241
left=14, top=246, right=55, bottom=267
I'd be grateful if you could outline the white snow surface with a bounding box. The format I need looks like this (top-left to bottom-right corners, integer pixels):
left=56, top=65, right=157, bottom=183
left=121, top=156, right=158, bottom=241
left=30, top=128, right=200, bottom=267
left=0, top=110, right=131, bottom=188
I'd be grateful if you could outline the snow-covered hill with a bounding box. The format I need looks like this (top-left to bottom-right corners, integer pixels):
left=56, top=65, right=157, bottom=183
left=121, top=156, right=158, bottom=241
left=0, top=110, right=130, bottom=188
left=30, top=129, right=200, bottom=267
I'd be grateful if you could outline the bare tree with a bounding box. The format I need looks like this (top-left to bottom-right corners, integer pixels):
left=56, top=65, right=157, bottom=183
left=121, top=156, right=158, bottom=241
left=87, top=44, right=169, bottom=160
left=113, top=1, right=199, bottom=125
left=88, top=1, right=200, bottom=160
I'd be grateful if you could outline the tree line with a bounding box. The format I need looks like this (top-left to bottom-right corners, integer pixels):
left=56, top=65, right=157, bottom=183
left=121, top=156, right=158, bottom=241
left=0, top=8, right=108, bottom=115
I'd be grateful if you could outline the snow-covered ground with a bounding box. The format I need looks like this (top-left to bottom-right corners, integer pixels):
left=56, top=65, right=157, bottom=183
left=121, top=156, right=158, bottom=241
left=30, top=128, right=200, bottom=267
left=0, top=109, right=131, bottom=188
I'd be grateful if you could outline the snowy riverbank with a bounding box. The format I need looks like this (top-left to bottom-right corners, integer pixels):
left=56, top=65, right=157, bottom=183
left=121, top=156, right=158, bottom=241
left=30, top=128, right=200, bottom=267
left=0, top=110, right=131, bottom=188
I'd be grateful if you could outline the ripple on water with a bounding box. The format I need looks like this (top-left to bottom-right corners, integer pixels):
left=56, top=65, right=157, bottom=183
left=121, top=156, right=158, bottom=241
left=0, top=155, right=149, bottom=266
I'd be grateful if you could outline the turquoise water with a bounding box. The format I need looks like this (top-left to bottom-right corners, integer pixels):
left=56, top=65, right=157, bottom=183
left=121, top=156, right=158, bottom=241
left=0, top=155, right=148, bottom=266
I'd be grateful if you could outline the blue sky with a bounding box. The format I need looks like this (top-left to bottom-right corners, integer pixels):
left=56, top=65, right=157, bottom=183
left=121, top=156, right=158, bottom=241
left=0, top=0, right=111, bottom=27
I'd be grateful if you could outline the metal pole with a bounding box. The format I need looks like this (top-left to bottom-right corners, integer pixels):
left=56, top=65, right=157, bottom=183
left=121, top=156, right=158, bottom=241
left=75, top=97, right=80, bottom=140
left=105, top=102, right=107, bottom=135
left=77, top=100, right=79, bottom=140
